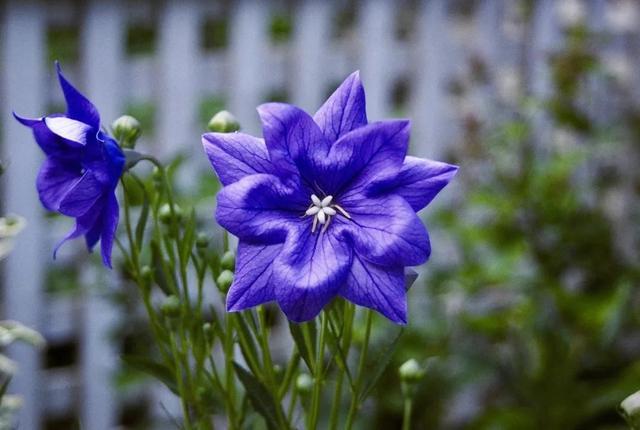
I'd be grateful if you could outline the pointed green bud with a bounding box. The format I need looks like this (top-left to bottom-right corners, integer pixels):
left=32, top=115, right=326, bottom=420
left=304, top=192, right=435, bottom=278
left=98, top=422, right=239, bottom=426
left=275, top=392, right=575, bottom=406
left=140, top=265, right=153, bottom=283
left=399, top=359, right=425, bottom=383
left=216, top=270, right=234, bottom=293
left=296, top=373, right=313, bottom=394
left=207, top=110, right=240, bottom=133
left=112, top=115, right=141, bottom=149
left=160, top=295, right=181, bottom=317
left=621, top=390, right=640, bottom=429
left=196, top=233, right=210, bottom=249
left=159, top=203, right=183, bottom=224
left=221, top=251, right=236, bottom=271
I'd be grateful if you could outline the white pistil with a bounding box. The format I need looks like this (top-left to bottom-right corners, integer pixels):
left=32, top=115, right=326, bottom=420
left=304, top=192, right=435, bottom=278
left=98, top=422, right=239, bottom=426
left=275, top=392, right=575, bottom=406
left=304, top=193, right=351, bottom=233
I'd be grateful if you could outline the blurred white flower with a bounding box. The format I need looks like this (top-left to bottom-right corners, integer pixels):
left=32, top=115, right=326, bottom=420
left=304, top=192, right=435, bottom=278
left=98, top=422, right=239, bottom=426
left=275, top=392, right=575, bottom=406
left=603, top=54, right=633, bottom=86
left=605, top=0, right=639, bottom=33
left=557, top=0, right=586, bottom=26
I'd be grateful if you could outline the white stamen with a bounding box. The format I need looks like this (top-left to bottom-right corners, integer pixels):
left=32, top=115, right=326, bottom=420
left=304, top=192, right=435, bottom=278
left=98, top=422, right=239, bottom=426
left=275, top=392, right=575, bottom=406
left=306, top=206, right=320, bottom=216
left=303, top=194, right=351, bottom=233
left=323, top=207, right=336, bottom=216
left=322, top=215, right=332, bottom=233
left=333, top=204, right=351, bottom=219
left=317, top=210, right=326, bottom=224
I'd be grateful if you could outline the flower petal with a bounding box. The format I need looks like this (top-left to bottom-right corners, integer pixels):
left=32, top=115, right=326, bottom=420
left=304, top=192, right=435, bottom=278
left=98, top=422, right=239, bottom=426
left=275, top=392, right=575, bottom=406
left=58, top=171, right=104, bottom=217
left=53, top=198, right=104, bottom=259
left=313, top=71, right=368, bottom=143
left=215, top=174, right=305, bottom=244
left=14, top=113, right=79, bottom=159
left=99, top=193, right=119, bottom=268
left=370, top=157, right=459, bottom=211
left=36, top=159, right=81, bottom=211
left=44, top=116, right=93, bottom=147
left=323, top=120, right=410, bottom=195
left=56, top=62, right=100, bottom=128
left=226, top=241, right=279, bottom=311
left=202, top=132, right=275, bottom=186
left=340, top=255, right=407, bottom=324
left=340, top=193, right=430, bottom=267
left=273, top=223, right=352, bottom=322
left=257, top=103, right=330, bottom=183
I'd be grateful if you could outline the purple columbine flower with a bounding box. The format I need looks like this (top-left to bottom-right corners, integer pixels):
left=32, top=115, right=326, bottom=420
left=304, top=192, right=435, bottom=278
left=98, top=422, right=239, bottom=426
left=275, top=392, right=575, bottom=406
left=14, top=63, right=124, bottom=268
left=203, top=71, right=457, bottom=324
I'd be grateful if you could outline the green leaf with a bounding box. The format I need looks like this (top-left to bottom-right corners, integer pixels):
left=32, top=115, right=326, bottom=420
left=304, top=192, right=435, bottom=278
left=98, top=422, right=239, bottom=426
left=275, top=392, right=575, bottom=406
left=121, top=355, right=178, bottom=395
left=325, top=317, right=354, bottom=388
left=179, top=208, right=196, bottom=267
left=150, top=238, right=172, bottom=295
left=360, top=328, right=403, bottom=401
left=135, top=191, right=150, bottom=247
left=234, top=314, right=262, bottom=376
left=288, top=321, right=316, bottom=372
left=233, top=362, right=284, bottom=430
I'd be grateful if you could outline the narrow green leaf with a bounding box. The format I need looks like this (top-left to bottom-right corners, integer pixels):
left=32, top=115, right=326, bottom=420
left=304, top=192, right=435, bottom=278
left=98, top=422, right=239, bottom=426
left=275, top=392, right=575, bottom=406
left=360, top=328, right=404, bottom=401
left=0, top=376, right=11, bottom=398
left=150, top=238, right=172, bottom=295
left=233, top=362, right=284, bottom=430
left=135, top=192, right=150, bottom=246
left=288, top=321, right=316, bottom=372
left=326, top=317, right=354, bottom=388
left=121, top=355, right=178, bottom=395
left=234, top=314, right=262, bottom=377
left=179, top=208, right=196, bottom=266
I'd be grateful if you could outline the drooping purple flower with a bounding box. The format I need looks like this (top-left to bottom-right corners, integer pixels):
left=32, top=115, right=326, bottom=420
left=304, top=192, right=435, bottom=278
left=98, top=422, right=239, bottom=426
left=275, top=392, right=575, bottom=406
left=14, top=63, right=124, bottom=268
left=203, top=71, right=457, bottom=324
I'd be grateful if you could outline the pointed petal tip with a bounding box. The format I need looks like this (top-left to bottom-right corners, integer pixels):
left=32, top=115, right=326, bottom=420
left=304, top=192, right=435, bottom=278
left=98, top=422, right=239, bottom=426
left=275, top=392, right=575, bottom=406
left=13, top=111, right=42, bottom=127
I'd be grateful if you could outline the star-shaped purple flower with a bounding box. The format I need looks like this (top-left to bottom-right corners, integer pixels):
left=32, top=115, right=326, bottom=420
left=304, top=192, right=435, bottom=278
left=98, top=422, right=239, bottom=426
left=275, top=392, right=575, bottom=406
left=203, top=72, right=457, bottom=324
left=14, top=63, right=124, bottom=268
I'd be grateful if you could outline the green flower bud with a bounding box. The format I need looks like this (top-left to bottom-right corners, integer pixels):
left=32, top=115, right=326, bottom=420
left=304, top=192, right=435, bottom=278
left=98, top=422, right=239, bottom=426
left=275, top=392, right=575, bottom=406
left=112, top=115, right=141, bottom=149
left=160, top=295, right=181, bottom=317
left=621, top=390, right=640, bottom=429
left=216, top=270, right=234, bottom=293
left=140, top=265, right=153, bottom=284
left=202, top=322, right=215, bottom=341
left=196, top=232, right=210, bottom=249
left=221, top=251, right=236, bottom=271
left=159, top=203, right=183, bottom=224
left=399, top=359, right=425, bottom=384
left=207, top=110, right=240, bottom=133
left=296, top=373, right=313, bottom=394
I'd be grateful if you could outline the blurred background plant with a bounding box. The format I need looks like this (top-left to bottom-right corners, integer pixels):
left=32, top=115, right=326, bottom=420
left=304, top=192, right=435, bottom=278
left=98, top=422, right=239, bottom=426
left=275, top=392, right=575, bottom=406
left=3, top=0, right=640, bottom=429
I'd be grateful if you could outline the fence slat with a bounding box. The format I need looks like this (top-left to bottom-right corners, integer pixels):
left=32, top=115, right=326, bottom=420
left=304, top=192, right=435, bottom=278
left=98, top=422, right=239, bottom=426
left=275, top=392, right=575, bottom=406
left=228, top=0, right=269, bottom=135
left=0, top=2, right=47, bottom=429
left=291, top=1, right=331, bottom=112
left=358, top=0, right=395, bottom=121
left=157, top=0, right=201, bottom=154
left=79, top=3, right=125, bottom=428
left=411, top=0, right=451, bottom=158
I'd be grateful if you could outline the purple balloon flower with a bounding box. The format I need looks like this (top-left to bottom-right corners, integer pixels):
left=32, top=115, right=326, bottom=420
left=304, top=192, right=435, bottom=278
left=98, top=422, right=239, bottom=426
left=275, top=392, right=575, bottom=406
left=14, top=63, right=124, bottom=268
left=203, top=71, right=457, bottom=324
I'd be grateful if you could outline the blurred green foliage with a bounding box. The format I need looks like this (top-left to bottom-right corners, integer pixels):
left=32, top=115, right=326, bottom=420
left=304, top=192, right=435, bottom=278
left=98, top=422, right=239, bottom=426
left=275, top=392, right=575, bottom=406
left=367, top=24, right=640, bottom=430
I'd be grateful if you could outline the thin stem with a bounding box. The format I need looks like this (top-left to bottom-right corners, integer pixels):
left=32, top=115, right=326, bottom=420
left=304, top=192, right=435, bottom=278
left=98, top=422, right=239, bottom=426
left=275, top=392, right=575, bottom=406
left=345, top=310, right=374, bottom=430
left=328, top=370, right=344, bottom=430
left=402, top=397, right=413, bottom=430
left=308, top=311, right=328, bottom=429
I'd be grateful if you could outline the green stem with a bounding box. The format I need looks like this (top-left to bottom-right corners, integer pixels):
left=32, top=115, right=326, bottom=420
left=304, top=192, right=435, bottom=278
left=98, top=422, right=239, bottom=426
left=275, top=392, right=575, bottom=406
left=328, top=370, right=344, bottom=430
left=402, top=397, right=413, bottom=430
left=308, top=311, right=328, bottom=429
left=224, top=312, right=239, bottom=429
left=257, top=307, right=289, bottom=429
left=345, top=310, right=374, bottom=430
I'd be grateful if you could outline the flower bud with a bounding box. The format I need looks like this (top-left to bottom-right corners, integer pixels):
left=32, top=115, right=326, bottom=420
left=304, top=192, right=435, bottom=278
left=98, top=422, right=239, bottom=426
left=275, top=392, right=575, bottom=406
left=399, top=359, right=425, bottom=383
left=296, top=373, right=313, bottom=394
left=221, top=251, right=235, bottom=271
left=112, top=115, right=141, bottom=149
left=207, top=110, right=240, bottom=133
left=160, top=295, right=181, bottom=317
left=140, top=265, right=153, bottom=286
left=621, top=390, right=640, bottom=428
left=202, top=322, right=215, bottom=341
left=196, top=233, right=210, bottom=249
left=216, top=270, right=234, bottom=293
left=159, top=203, right=183, bottom=224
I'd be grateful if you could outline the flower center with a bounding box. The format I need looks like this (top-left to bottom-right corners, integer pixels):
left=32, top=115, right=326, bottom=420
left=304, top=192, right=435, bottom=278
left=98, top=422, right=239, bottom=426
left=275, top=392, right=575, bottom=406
left=304, top=194, right=351, bottom=233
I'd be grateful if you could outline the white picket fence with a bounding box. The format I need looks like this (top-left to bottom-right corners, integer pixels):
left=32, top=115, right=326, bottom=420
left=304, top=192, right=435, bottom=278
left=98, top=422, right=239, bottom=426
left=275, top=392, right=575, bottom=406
left=0, top=0, right=635, bottom=428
